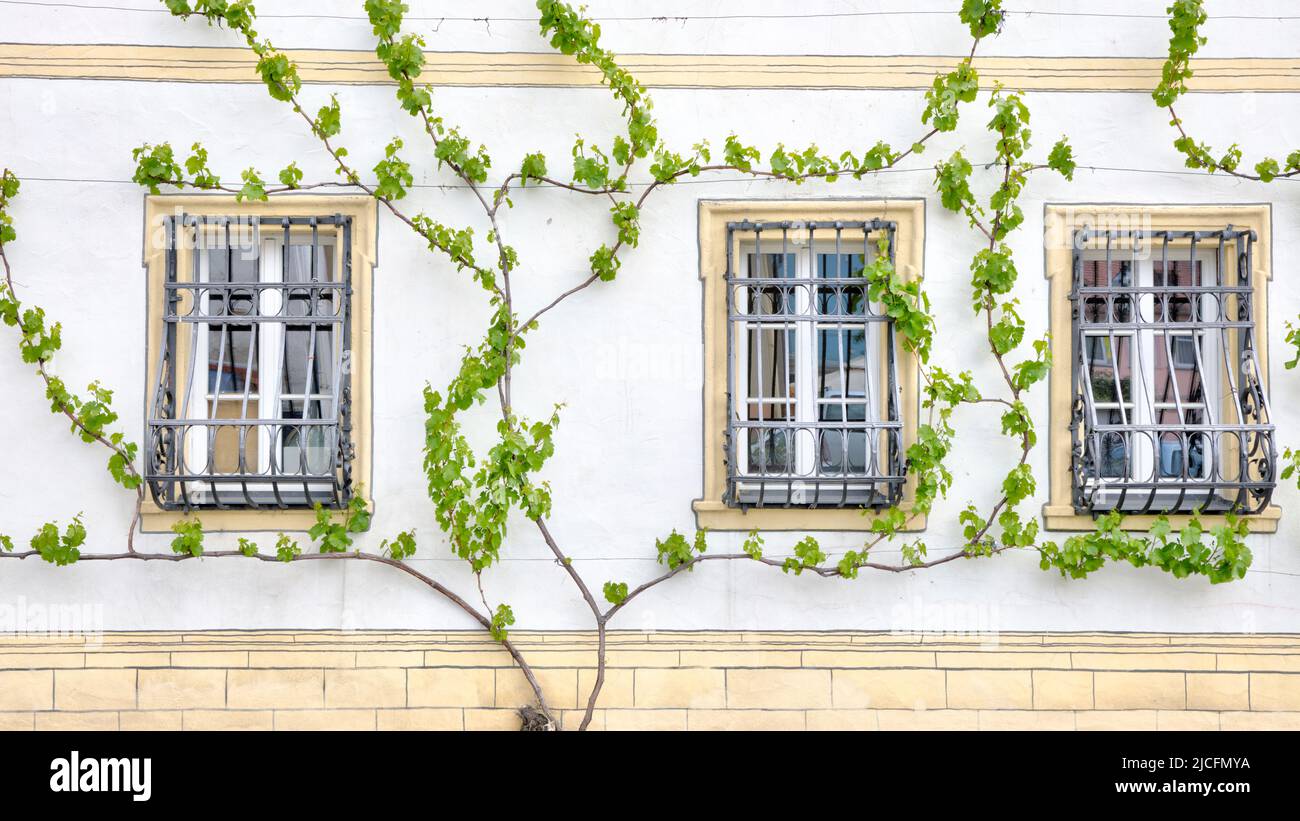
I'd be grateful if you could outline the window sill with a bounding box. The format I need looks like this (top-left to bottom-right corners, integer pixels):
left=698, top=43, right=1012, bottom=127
left=139, top=498, right=373, bottom=534
left=1040, top=503, right=1280, bottom=534
left=691, top=499, right=926, bottom=532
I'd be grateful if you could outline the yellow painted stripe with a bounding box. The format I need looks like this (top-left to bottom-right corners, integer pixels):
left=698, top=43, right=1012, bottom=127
left=1, top=44, right=1297, bottom=91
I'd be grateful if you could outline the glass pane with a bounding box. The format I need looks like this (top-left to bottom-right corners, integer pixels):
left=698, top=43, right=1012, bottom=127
left=284, top=243, right=336, bottom=319
left=816, top=252, right=866, bottom=278
left=1084, top=335, right=1132, bottom=403
left=746, top=428, right=793, bottom=475
left=1081, top=260, right=1132, bottom=323
left=211, top=399, right=257, bottom=474
left=744, top=283, right=796, bottom=315
left=1152, top=333, right=1204, bottom=407
left=1094, top=409, right=1129, bottom=479
left=816, top=327, right=867, bottom=400
left=281, top=326, right=335, bottom=396
left=1153, top=405, right=1208, bottom=480
left=746, top=327, right=795, bottom=403
left=208, top=325, right=258, bottom=394
left=206, top=245, right=258, bottom=284
left=744, top=253, right=796, bottom=314
left=746, top=402, right=792, bottom=422
left=199, top=244, right=258, bottom=319
left=279, top=400, right=333, bottom=475
left=748, top=251, right=795, bottom=280
left=1154, top=259, right=1203, bottom=322
left=285, top=242, right=336, bottom=283
left=816, top=253, right=868, bottom=315
left=820, top=428, right=870, bottom=474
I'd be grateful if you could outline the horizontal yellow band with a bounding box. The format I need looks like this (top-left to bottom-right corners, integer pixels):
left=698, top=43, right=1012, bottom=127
left=1, top=45, right=1297, bottom=92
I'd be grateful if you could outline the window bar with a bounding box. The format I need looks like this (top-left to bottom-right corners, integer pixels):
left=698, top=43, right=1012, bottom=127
left=176, top=216, right=202, bottom=511
left=1207, top=231, right=1248, bottom=511
left=329, top=215, right=348, bottom=507
left=1241, top=230, right=1272, bottom=424
left=885, top=226, right=902, bottom=505
left=1156, top=232, right=1191, bottom=512
left=299, top=217, right=321, bottom=506
left=1217, top=229, right=1247, bottom=512
left=754, top=223, right=767, bottom=496
left=1188, top=317, right=1218, bottom=502
left=203, top=217, right=234, bottom=509
left=1078, top=232, right=1107, bottom=509
left=1102, top=232, right=1132, bottom=512
left=236, top=219, right=261, bottom=508
left=205, top=311, right=229, bottom=493
left=782, top=223, right=795, bottom=507
left=1237, top=232, right=1257, bottom=502
left=151, top=215, right=180, bottom=507
left=1069, top=229, right=1084, bottom=509
left=1158, top=234, right=1186, bottom=423
left=1240, top=230, right=1275, bottom=508
left=802, top=221, right=814, bottom=508
left=340, top=216, right=354, bottom=503
left=723, top=221, right=736, bottom=506
left=1078, top=329, right=1099, bottom=509
left=176, top=216, right=207, bottom=511
left=270, top=217, right=293, bottom=509
left=831, top=223, right=847, bottom=507
left=1189, top=254, right=1217, bottom=429
left=863, top=226, right=877, bottom=479
left=1128, top=234, right=1160, bottom=515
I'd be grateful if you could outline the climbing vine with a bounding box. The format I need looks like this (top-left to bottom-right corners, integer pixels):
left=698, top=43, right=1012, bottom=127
left=1154, top=0, right=1300, bottom=181
left=1153, top=0, right=1300, bottom=495
left=0, top=0, right=1272, bottom=731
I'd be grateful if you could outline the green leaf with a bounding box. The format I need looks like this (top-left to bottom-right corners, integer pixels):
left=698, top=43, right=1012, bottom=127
left=236, top=167, right=267, bottom=202
left=1047, top=137, right=1076, bottom=180
left=381, top=530, right=418, bottom=561
left=278, top=162, right=303, bottom=189
left=275, top=532, right=301, bottom=563
left=489, top=603, right=515, bottom=642
left=169, top=517, right=204, bottom=558
left=602, top=581, right=629, bottom=605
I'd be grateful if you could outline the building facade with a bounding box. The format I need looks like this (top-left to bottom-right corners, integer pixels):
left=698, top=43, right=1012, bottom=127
left=0, top=0, right=1298, bottom=729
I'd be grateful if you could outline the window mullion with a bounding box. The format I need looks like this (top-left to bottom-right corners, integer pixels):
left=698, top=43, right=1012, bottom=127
left=796, top=243, right=815, bottom=481
left=1133, top=258, right=1154, bottom=485
left=260, top=235, right=284, bottom=475
left=183, top=222, right=207, bottom=498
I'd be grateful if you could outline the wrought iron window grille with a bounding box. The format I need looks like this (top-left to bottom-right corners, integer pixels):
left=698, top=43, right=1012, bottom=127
left=1069, top=226, right=1275, bottom=515
left=723, top=219, right=906, bottom=509
left=146, top=214, right=354, bottom=510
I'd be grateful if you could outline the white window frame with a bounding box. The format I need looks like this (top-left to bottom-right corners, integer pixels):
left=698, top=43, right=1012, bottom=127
left=1079, top=248, right=1224, bottom=507
left=732, top=237, right=887, bottom=497
left=184, top=229, right=340, bottom=502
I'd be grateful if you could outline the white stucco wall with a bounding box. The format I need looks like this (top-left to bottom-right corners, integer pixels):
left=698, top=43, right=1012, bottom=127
left=1, top=1, right=1298, bottom=632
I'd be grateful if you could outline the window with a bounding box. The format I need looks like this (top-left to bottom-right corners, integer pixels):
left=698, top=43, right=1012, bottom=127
left=1043, top=205, right=1279, bottom=532
left=726, top=219, right=904, bottom=508
left=1071, top=228, right=1275, bottom=514
left=694, top=200, right=924, bottom=532
left=142, top=197, right=375, bottom=530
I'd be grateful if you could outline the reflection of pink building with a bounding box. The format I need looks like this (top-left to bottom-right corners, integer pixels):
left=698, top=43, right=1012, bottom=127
left=1079, top=257, right=1217, bottom=484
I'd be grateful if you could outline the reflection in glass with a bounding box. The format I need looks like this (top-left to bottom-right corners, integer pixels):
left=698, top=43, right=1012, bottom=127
left=1154, top=259, right=1202, bottom=322
left=746, top=327, right=796, bottom=406
left=1084, top=335, right=1132, bottom=402
left=1082, top=260, right=1132, bottom=323
left=279, top=400, right=332, bottom=475
left=1095, top=410, right=1128, bottom=479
